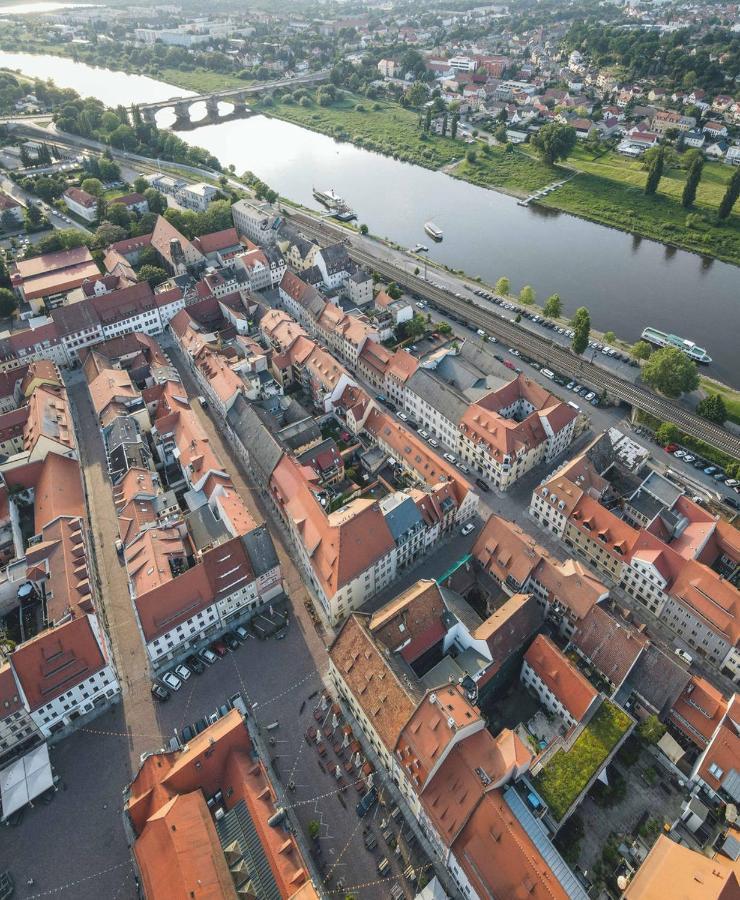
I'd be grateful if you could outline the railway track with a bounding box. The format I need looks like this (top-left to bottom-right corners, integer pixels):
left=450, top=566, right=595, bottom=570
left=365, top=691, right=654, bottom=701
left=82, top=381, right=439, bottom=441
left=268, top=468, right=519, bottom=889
left=288, top=211, right=740, bottom=460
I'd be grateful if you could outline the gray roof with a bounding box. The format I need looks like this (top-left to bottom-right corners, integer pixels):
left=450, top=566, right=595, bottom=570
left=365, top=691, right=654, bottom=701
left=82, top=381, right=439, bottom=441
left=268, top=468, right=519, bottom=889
left=319, top=243, right=351, bottom=275
left=104, top=415, right=141, bottom=452
left=227, top=394, right=283, bottom=484
left=302, top=264, right=323, bottom=286
left=216, top=799, right=283, bottom=900
left=379, top=492, right=423, bottom=543
left=186, top=503, right=230, bottom=551
left=406, top=368, right=469, bottom=426
left=350, top=269, right=371, bottom=284
left=242, top=524, right=279, bottom=577
left=624, top=644, right=690, bottom=716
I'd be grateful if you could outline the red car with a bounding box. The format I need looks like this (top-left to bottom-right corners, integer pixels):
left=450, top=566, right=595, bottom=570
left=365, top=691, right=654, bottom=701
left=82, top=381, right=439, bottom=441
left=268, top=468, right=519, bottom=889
left=211, top=640, right=229, bottom=657
left=664, top=443, right=679, bottom=453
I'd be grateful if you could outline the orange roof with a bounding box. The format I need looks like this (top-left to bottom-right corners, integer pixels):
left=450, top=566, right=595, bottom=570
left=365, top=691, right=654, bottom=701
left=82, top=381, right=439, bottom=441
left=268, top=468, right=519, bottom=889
left=134, top=791, right=237, bottom=900
left=369, top=579, right=446, bottom=659
left=670, top=676, right=728, bottom=748
left=395, top=686, right=482, bottom=790
left=26, top=516, right=93, bottom=623
left=270, top=455, right=394, bottom=598
left=329, top=614, right=418, bottom=752
left=386, top=349, right=419, bottom=383
left=129, top=711, right=317, bottom=900
left=88, top=367, right=140, bottom=421
left=452, top=789, right=569, bottom=900
left=196, top=350, right=243, bottom=406
left=32, top=452, right=85, bottom=533
left=125, top=527, right=190, bottom=598
left=568, top=492, right=637, bottom=558
left=624, top=835, right=739, bottom=899
left=696, top=713, right=740, bottom=793
left=524, top=635, right=598, bottom=722
left=420, top=728, right=531, bottom=845
left=572, top=605, right=647, bottom=688
left=11, top=615, right=106, bottom=710
left=24, top=384, right=74, bottom=453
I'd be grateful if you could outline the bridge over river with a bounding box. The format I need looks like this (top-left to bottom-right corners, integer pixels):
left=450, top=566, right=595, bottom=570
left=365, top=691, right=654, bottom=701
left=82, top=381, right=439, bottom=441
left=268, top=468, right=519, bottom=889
left=133, top=70, right=329, bottom=127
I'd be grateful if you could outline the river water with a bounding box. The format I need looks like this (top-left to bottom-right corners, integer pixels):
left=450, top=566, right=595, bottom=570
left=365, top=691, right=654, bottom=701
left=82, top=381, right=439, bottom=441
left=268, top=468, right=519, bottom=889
left=1, top=51, right=739, bottom=387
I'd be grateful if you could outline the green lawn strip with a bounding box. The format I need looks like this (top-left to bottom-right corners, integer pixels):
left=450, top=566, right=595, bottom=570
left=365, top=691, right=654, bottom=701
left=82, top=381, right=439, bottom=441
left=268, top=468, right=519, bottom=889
left=452, top=147, right=558, bottom=195
left=534, top=701, right=632, bottom=822
left=539, top=173, right=740, bottom=266
left=153, top=68, right=247, bottom=93
left=258, top=94, right=461, bottom=169
left=699, top=378, right=740, bottom=427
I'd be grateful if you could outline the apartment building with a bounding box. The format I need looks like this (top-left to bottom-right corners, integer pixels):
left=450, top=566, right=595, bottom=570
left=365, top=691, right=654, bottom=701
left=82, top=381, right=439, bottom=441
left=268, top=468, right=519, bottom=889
left=231, top=197, right=279, bottom=246
left=521, top=635, right=600, bottom=729
left=62, top=186, right=98, bottom=222
left=532, top=433, right=740, bottom=684
left=328, top=581, right=588, bottom=900
left=473, top=514, right=609, bottom=638
left=125, top=710, right=319, bottom=900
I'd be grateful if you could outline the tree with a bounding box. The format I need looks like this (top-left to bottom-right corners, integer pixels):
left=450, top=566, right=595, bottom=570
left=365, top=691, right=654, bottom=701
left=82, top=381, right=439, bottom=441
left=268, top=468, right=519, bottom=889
left=406, top=313, right=427, bottom=341
left=531, top=123, right=577, bottom=165
left=696, top=393, right=727, bottom=424
left=655, top=422, right=680, bottom=447
left=519, top=285, right=535, bottom=305
left=543, top=294, right=562, bottom=318
left=494, top=123, right=507, bottom=143
left=0, top=210, right=18, bottom=233
left=133, top=176, right=149, bottom=194
left=495, top=276, right=509, bottom=296
left=93, top=222, right=127, bottom=247
left=451, top=112, right=459, bottom=139
left=143, top=188, right=167, bottom=215
left=571, top=306, right=590, bottom=355
left=104, top=203, right=131, bottom=228
left=359, top=223, right=368, bottom=235
left=718, top=167, right=740, bottom=221
left=642, top=347, right=699, bottom=397
left=441, top=113, right=447, bottom=137
left=644, top=147, right=664, bottom=196
left=81, top=177, right=104, bottom=197
left=465, top=148, right=477, bottom=164
left=0, top=288, right=17, bottom=319
left=137, top=265, right=169, bottom=288
left=681, top=154, right=704, bottom=209
left=25, top=204, right=42, bottom=227
left=386, top=282, right=402, bottom=300
left=424, top=106, right=431, bottom=133
left=631, top=340, right=652, bottom=360
left=604, top=331, right=616, bottom=343
left=637, top=715, right=666, bottom=745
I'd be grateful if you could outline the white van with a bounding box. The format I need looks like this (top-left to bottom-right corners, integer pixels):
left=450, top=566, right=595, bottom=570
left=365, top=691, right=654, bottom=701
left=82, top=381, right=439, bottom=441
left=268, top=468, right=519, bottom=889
left=541, top=368, right=555, bottom=380
left=567, top=401, right=580, bottom=412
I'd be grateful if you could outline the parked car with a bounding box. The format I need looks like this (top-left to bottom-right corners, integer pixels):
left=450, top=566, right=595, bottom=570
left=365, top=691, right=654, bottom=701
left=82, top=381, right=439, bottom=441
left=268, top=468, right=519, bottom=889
left=198, top=647, right=218, bottom=666
left=664, top=443, right=679, bottom=453
left=722, top=496, right=740, bottom=511
left=704, top=466, right=717, bottom=475
left=428, top=438, right=439, bottom=448
left=175, top=664, right=191, bottom=682
left=181, top=724, right=195, bottom=742
left=223, top=631, right=240, bottom=651
left=151, top=683, right=170, bottom=702
left=397, top=411, right=408, bottom=422
left=674, top=648, right=693, bottom=665
left=673, top=450, right=686, bottom=459
left=475, top=478, right=490, bottom=492
left=584, top=392, right=596, bottom=402
left=161, top=671, right=182, bottom=691
left=185, top=654, right=205, bottom=674
left=443, top=453, right=457, bottom=463
left=235, top=625, right=249, bottom=642
left=461, top=522, right=476, bottom=536
left=418, top=429, right=430, bottom=440
left=356, top=787, right=378, bottom=818
left=683, top=455, right=695, bottom=463
left=211, top=640, right=229, bottom=657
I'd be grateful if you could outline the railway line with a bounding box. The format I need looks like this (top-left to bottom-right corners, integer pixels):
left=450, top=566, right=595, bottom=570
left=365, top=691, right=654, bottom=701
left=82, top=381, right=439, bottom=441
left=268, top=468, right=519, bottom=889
left=287, top=210, right=740, bottom=460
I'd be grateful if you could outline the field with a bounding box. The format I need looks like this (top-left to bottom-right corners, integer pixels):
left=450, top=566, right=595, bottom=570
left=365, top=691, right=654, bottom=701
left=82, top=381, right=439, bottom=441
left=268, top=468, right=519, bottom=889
left=257, top=93, right=461, bottom=169
left=452, top=146, right=557, bottom=195
left=153, top=68, right=247, bottom=92
left=699, top=377, right=740, bottom=427
left=534, top=144, right=740, bottom=264
left=534, top=702, right=632, bottom=822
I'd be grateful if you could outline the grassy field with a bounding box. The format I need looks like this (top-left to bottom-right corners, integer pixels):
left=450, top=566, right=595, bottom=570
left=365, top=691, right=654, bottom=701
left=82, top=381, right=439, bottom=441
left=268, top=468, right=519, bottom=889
left=699, top=377, right=740, bottom=427
left=452, top=146, right=558, bottom=195
left=257, top=93, right=461, bottom=169
left=153, top=68, right=247, bottom=92
left=539, top=172, right=740, bottom=265
left=534, top=702, right=632, bottom=822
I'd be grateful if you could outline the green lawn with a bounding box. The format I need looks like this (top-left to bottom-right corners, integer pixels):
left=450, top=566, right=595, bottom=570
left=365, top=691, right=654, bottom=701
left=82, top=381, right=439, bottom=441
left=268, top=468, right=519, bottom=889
left=699, top=378, right=740, bottom=427
left=539, top=172, right=740, bottom=266
left=154, top=68, right=247, bottom=93
left=534, top=701, right=632, bottom=822
left=453, top=146, right=558, bottom=195
left=257, top=94, right=461, bottom=170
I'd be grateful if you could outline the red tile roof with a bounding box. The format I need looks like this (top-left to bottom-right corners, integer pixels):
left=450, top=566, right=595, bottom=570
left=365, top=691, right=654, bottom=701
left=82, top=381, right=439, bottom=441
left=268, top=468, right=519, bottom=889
left=524, top=635, right=598, bottom=722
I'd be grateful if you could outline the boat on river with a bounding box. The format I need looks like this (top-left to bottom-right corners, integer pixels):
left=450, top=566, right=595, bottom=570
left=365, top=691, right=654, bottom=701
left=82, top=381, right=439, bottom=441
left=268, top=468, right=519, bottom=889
left=424, top=221, right=443, bottom=241
left=313, top=187, right=355, bottom=220
left=641, top=327, right=712, bottom=364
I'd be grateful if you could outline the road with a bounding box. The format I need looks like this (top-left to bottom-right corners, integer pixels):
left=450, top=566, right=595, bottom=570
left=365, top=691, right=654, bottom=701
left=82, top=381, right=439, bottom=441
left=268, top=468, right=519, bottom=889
left=65, top=371, right=161, bottom=770
left=287, top=210, right=740, bottom=460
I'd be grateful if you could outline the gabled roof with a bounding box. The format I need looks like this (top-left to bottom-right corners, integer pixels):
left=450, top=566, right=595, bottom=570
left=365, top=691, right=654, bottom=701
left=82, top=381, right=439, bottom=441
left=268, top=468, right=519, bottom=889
left=572, top=605, right=647, bottom=688
left=624, top=835, right=739, bottom=899
left=524, top=635, right=598, bottom=722
left=11, top=615, right=106, bottom=710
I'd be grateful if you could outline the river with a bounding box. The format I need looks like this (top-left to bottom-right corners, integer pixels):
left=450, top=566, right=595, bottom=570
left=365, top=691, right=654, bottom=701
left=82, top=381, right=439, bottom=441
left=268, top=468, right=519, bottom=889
left=1, top=51, right=739, bottom=387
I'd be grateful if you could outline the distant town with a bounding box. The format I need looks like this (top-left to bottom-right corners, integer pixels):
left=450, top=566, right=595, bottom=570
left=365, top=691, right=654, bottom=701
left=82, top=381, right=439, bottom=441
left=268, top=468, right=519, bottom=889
left=0, top=2, right=736, bottom=900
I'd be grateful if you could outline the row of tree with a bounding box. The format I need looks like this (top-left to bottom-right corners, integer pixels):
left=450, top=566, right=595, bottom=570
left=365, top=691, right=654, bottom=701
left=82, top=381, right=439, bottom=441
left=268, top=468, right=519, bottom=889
left=644, top=146, right=740, bottom=219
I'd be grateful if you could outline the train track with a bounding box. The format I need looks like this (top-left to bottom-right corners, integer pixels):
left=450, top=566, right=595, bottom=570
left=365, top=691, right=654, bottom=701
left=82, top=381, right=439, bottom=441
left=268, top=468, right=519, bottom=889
left=288, top=210, right=740, bottom=460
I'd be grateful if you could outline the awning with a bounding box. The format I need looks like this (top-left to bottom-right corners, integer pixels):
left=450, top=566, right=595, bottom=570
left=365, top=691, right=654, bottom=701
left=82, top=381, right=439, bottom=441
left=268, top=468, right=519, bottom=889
left=0, top=743, right=53, bottom=820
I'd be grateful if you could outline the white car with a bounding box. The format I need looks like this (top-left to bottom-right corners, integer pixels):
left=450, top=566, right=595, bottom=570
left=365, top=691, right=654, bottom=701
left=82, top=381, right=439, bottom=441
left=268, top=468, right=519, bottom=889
left=461, top=522, right=476, bottom=536
left=418, top=429, right=430, bottom=440
left=175, top=664, right=191, bottom=681
left=397, top=411, right=408, bottom=422
left=162, top=671, right=182, bottom=691
left=443, top=453, right=457, bottom=463
left=674, top=648, right=693, bottom=665
left=673, top=450, right=686, bottom=458
left=487, top=336, right=498, bottom=343
left=508, top=348, right=520, bottom=357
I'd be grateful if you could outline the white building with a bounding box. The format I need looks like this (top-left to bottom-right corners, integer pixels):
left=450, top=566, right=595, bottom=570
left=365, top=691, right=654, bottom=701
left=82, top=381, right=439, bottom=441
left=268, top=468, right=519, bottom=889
left=175, top=182, right=219, bottom=212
